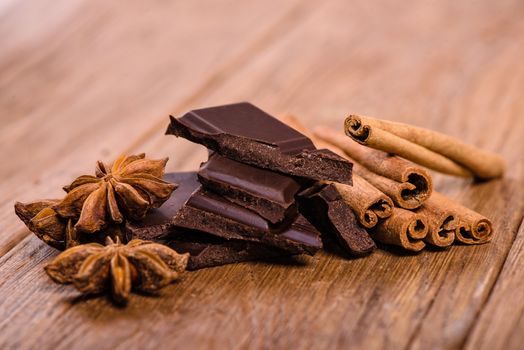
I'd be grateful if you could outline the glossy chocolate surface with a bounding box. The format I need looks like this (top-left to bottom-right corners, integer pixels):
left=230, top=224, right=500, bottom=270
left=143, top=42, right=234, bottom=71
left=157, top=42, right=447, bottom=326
left=174, top=187, right=321, bottom=254
left=176, top=102, right=315, bottom=155
left=199, top=153, right=301, bottom=206
left=125, top=172, right=199, bottom=238
left=166, top=102, right=353, bottom=185
left=127, top=172, right=321, bottom=254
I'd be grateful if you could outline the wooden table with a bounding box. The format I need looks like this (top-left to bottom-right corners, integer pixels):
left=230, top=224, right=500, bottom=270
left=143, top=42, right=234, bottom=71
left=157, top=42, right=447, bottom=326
left=1, top=0, right=523, bottom=349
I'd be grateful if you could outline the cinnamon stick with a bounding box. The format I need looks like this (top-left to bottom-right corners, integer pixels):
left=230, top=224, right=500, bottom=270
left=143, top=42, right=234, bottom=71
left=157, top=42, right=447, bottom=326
left=344, top=115, right=505, bottom=179
left=456, top=221, right=493, bottom=245
left=281, top=116, right=393, bottom=228
left=371, top=207, right=428, bottom=252
left=416, top=192, right=457, bottom=247
left=332, top=180, right=392, bottom=228
left=429, top=192, right=493, bottom=244
left=314, top=126, right=433, bottom=209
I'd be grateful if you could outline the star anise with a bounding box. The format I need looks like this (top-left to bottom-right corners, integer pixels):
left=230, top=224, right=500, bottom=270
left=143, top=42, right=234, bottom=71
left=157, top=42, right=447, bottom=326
left=14, top=200, right=79, bottom=250
left=44, top=237, right=189, bottom=304
left=14, top=200, right=128, bottom=250
left=53, top=153, right=177, bottom=234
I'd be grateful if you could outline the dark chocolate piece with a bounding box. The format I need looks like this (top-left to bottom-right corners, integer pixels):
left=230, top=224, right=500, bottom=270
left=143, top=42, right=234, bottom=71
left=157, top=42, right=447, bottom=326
left=198, top=153, right=302, bottom=223
left=173, top=187, right=321, bottom=255
left=298, top=183, right=376, bottom=256
left=125, top=172, right=199, bottom=240
left=126, top=173, right=295, bottom=269
left=163, top=229, right=290, bottom=270
left=126, top=172, right=321, bottom=255
left=166, top=102, right=353, bottom=185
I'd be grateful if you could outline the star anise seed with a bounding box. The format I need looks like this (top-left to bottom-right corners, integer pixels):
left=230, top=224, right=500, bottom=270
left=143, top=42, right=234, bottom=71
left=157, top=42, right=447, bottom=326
left=53, top=154, right=177, bottom=234
left=14, top=200, right=79, bottom=249
left=44, top=237, right=189, bottom=304
left=44, top=243, right=105, bottom=283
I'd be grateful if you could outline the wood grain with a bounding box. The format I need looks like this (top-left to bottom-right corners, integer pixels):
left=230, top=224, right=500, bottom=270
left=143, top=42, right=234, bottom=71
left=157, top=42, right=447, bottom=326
left=0, top=0, right=304, bottom=255
left=464, top=218, right=524, bottom=350
left=1, top=0, right=524, bottom=349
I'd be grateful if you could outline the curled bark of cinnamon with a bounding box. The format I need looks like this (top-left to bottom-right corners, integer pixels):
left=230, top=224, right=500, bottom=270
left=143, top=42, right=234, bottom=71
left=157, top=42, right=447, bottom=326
left=456, top=220, right=493, bottom=245
left=371, top=208, right=428, bottom=252
left=344, top=115, right=505, bottom=179
left=314, top=126, right=432, bottom=209
left=333, top=181, right=392, bottom=228
left=429, top=193, right=493, bottom=244
left=416, top=192, right=457, bottom=247
left=281, top=115, right=393, bottom=228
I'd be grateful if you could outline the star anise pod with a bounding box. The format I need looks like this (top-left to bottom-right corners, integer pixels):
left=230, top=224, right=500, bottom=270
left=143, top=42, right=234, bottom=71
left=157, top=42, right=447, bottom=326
left=14, top=200, right=127, bottom=249
left=53, top=153, right=177, bottom=234
left=45, top=237, right=189, bottom=304
left=14, top=200, right=79, bottom=250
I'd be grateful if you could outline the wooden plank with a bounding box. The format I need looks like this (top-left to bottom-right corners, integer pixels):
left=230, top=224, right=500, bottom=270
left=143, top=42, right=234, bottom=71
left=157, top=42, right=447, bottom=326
left=151, top=1, right=524, bottom=348
left=464, top=217, right=524, bottom=350
left=0, top=0, right=305, bottom=255
left=75, top=0, right=524, bottom=347
left=1, top=0, right=524, bottom=349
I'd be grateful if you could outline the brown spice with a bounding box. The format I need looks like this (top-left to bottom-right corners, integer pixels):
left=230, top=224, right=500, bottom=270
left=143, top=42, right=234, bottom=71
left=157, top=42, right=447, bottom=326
left=344, top=115, right=505, bottom=179
left=371, top=208, right=428, bottom=252
left=332, top=181, right=392, bottom=228
left=14, top=200, right=79, bottom=249
left=281, top=115, right=393, bottom=228
left=53, top=153, right=177, bottom=234
left=430, top=193, right=493, bottom=244
left=416, top=192, right=457, bottom=248
left=45, top=237, right=189, bottom=304
left=314, top=126, right=433, bottom=209
left=456, top=221, right=492, bottom=245
left=15, top=204, right=132, bottom=251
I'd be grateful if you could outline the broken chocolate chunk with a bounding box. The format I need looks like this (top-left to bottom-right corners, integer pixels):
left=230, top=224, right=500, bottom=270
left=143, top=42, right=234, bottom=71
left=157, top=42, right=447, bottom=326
left=166, top=102, right=353, bottom=185
left=164, top=229, right=291, bottom=270
left=298, top=183, right=376, bottom=256
left=126, top=172, right=321, bottom=255
left=126, top=172, right=312, bottom=269
left=198, top=153, right=302, bottom=223
left=125, top=172, right=199, bottom=241
left=173, top=187, right=321, bottom=255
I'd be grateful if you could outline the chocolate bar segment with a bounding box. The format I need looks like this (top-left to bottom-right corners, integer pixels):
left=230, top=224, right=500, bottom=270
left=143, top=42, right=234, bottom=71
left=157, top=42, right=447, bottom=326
left=126, top=172, right=321, bottom=255
left=198, top=153, right=302, bottom=223
left=126, top=173, right=298, bottom=269
left=173, top=187, right=321, bottom=255
left=164, top=229, right=291, bottom=270
left=125, top=172, right=199, bottom=240
left=298, top=183, right=375, bottom=256
left=166, top=102, right=353, bottom=185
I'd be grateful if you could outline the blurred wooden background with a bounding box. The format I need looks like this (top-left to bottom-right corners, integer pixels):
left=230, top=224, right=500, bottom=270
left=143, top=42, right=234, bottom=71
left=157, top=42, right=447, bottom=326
left=1, top=0, right=523, bottom=349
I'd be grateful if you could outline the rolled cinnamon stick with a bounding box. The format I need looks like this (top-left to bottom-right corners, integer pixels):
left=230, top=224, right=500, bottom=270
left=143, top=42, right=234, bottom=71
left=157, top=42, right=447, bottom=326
left=332, top=181, right=392, bottom=228
left=428, top=192, right=493, bottom=244
left=456, top=221, right=492, bottom=245
left=416, top=192, right=457, bottom=247
left=371, top=207, right=428, bottom=252
left=344, top=115, right=505, bottom=179
left=281, top=116, right=393, bottom=227
left=314, top=126, right=432, bottom=209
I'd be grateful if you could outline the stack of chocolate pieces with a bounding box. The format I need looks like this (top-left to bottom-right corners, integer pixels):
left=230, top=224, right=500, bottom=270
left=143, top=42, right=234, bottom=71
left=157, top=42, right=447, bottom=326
left=126, top=103, right=375, bottom=269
